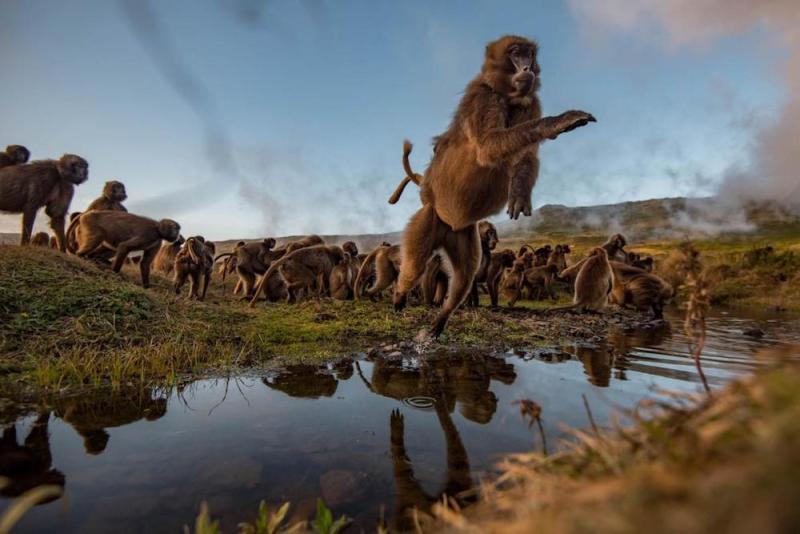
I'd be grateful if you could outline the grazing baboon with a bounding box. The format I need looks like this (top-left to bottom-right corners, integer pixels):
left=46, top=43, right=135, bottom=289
left=153, top=235, right=186, bottom=274
left=611, top=272, right=673, bottom=319
left=486, top=249, right=516, bottom=307
left=329, top=252, right=354, bottom=300
left=65, top=180, right=128, bottom=254
left=74, top=211, right=180, bottom=288
left=30, top=232, right=51, bottom=247
left=422, top=253, right=449, bottom=307
left=549, top=247, right=613, bottom=313
left=250, top=244, right=345, bottom=305
left=391, top=35, right=594, bottom=336
left=173, top=236, right=214, bottom=300
left=0, top=154, right=89, bottom=250
left=601, top=233, right=627, bottom=262
left=467, top=221, right=499, bottom=307
left=502, top=256, right=530, bottom=308
left=0, top=145, right=30, bottom=168
left=355, top=244, right=402, bottom=301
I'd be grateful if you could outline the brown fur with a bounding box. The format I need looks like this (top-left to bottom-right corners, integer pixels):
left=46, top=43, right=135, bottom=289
left=0, top=145, right=30, bottom=169
left=523, top=244, right=569, bottom=301
left=533, top=245, right=552, bottom=266
left=486, top=249, right=516, bottom=307
left=388, top=140, right=424, bottom=204
left=0, top=154, right=89, bottom=250
left=173, top=236, right=215, bottom=300
left=30, top=232, right=50, bottom=247
left=422, top=253, right=449, bottom=307
left=501, top=254, right=533, bottom=308
left=329, top=252, right=354, bottom=301
left=611, top=272, right=673, bottom=319
left=393, top=35, right=594, bottom=337
left=549, top=247, right=613, bottom=313
left=49, top=235, right=58, bottom=249
left=213, top=238, right=279, bottom=298
left=74, top=211, right=180, bottom=288
left=601, top=233, right=627, bottom=262
left=355, top=244, right=402, bottom=301
left=249, top=244, right=345, bottom=305
left=280, top=234, right=324, bottom=254
left=66, top=180, right=128, bottom=254
left=153, top=235, right=186, bottom=275
left=467, top=221, right=499, bottom=307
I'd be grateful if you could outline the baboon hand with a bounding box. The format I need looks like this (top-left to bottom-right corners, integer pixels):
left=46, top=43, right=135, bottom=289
left=507, top=190, right=532, bottom=220
left=542, top=110, right=596, bottom=140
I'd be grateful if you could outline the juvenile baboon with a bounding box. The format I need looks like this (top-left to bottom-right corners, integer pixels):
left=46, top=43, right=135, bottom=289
left=0, top=154, right=89, bottom=250
left=153, top=235, right=186, bottom=275
left=611, top=271, right=673, bottom=319
left=250, top=244, right=345, bottom=305
left=0, top=145, right=30, bottom=168
left=74, top=211, right=180, bottom=287
left=391, top=35, right=595, bottom=336
left=523, top=244, right=569, bottom=300
left=355, top=243, right=403, bottom=301
left=329, top=252, right=354, bottom=301
left=341, top=240, right=361, bottom=285
left=173, top=236, right=215, bottom=300
left=601, top=233, right=628, bottom=262
left=502, top=255, right=531, bottom=308
left=549, top=247, right=613, bottom=313
left=30, top=232, right=51, bottom=247
left=486, top=249, right=516, bottom=307
left=467, top=221, right=499, bottom=307
left=65, top=180, right=128, bottom=254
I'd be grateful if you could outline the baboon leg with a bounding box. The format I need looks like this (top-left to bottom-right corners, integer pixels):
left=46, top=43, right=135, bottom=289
left=174, top=271, right=187, bottom=295
left=488, top=274, right=500, bottom=308
left=200, top=273, right=210, bottom=301
left=139, top=246, right=158, bottom=288
left=433, top=278, right=446, bottom=306
left=467, top=282, right=479, bottom=308
left=112, top=244, right=132, bottom=274
left=20, top=208, right=36, bottom=246
left=189, top=272, right=200, bottom=299
left=394, top=205, right=440, bottom=311
left=508, top=287, right=520, bottom=308
left=431, top=225, right=480, bottom=338
left=49, top=215, right=66, bottom=253
left=233, top=279, right=243, bottom=295
left=75, top=235, right=104, bottom=258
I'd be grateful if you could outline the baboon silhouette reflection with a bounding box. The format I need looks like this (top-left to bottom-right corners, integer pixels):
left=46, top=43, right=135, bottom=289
left=262, top=364, right=342, bottom=398
left=53, top=387, right=168, bottom=454
left=0, top=413, right=65, bottom=502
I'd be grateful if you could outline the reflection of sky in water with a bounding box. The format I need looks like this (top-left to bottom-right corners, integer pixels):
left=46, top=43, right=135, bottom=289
left=2, top=309, right=799, bottom=533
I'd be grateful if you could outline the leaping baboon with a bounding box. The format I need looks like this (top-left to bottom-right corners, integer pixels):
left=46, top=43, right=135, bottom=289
left=0, top=145, right=30, bottom=169
left=174, top=236, right=215, bottom=300
left=548, top=247, right=613, bottom=313
left=74, top=211, right=180, bottom=288
left=0, top=154, right=89, bottom=250
left=390, top=35, right=595, bottom=336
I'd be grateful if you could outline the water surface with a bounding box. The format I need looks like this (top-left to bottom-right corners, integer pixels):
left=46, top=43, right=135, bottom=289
left=2, top=308, right=798, bottom=532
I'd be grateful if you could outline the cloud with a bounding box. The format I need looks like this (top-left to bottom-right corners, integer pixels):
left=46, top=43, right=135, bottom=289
left=568, top=0, right=800, bottom=210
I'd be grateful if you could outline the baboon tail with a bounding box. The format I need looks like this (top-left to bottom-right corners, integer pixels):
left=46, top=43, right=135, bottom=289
left=354, top=247, right=381, bottom=300
left=213, top=252, right=234, bottom=263
left=65, top=212, right=83, bottom=254
left=388, top=176, right=414, bottom=204
left=388, top=140, right=423, bottom=205
left=545, top=303, right=581, bottom=314
left=185, top=238, right=201, bottom=265
left=249, top=253, right=291, bottom=307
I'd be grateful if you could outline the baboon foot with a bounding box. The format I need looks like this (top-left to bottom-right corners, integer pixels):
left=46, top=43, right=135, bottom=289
left=393, top=293, right=407, bottom=312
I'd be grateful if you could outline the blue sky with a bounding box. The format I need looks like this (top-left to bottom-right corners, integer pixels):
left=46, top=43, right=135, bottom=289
left=0, top=1, right=789, bottom=239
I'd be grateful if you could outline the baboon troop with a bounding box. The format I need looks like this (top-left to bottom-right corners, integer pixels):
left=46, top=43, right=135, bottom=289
left=2, top=35, right=679, bottom=333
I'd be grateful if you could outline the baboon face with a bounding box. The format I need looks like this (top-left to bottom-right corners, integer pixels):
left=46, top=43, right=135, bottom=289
left=484, top=36, right=540, bottom=99
left=103, top=180, right=127, bottom=202
left=158, top=219, right=181, bottom=242
left=6, top=145, right=30, bottom=164
left=342, top=241, right=359, bottom=257
left=262, top=237, right=276, bottom=250
left=478, top=221, right=498, bottom=251
left=57, top=154, right=89, bottom=185
left=612, top=234, right=626, bottom=248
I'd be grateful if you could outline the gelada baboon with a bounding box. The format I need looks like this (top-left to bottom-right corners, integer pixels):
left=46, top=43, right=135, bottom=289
left=153, top=235, right=186, bottom=274
left=66, top=180, right=129, bottom=254
left=523, top=244, right=570, bottom=300
left=0, top=154, right=89, bottom=250
left=214, top=238, right=278, bottom=297
left=502, top=254, right=532, bottom=308
left=174, top=236, right=214, bottom=300
left=601, top=233, right=627, bottom=262
left=74, top=211, right=180, bottom=287
left=0, top=145, right=30, bottom=168
left=249, top=244, right=345, bottom=305
left=329, top=252, right=354, bottom=301
left=486, top=249, right=516, bottom=307
left=391, top=35, right=595, bottom=336
left=626, top=252, right=653, bottom=272
left=549, top=247, right=613, bottom=313
left=611, top=272, right=673, bottom=319
left=217, top=240, right=246, bottom=282
left=30, top=232, right=51, bottom=247
left=355, top=243, right=402, bottom=301
left=467, top=221, right=499, bottom=307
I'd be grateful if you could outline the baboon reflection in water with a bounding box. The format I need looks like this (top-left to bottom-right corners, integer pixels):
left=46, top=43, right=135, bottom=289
left=0, top=412, right=65, bottom=502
